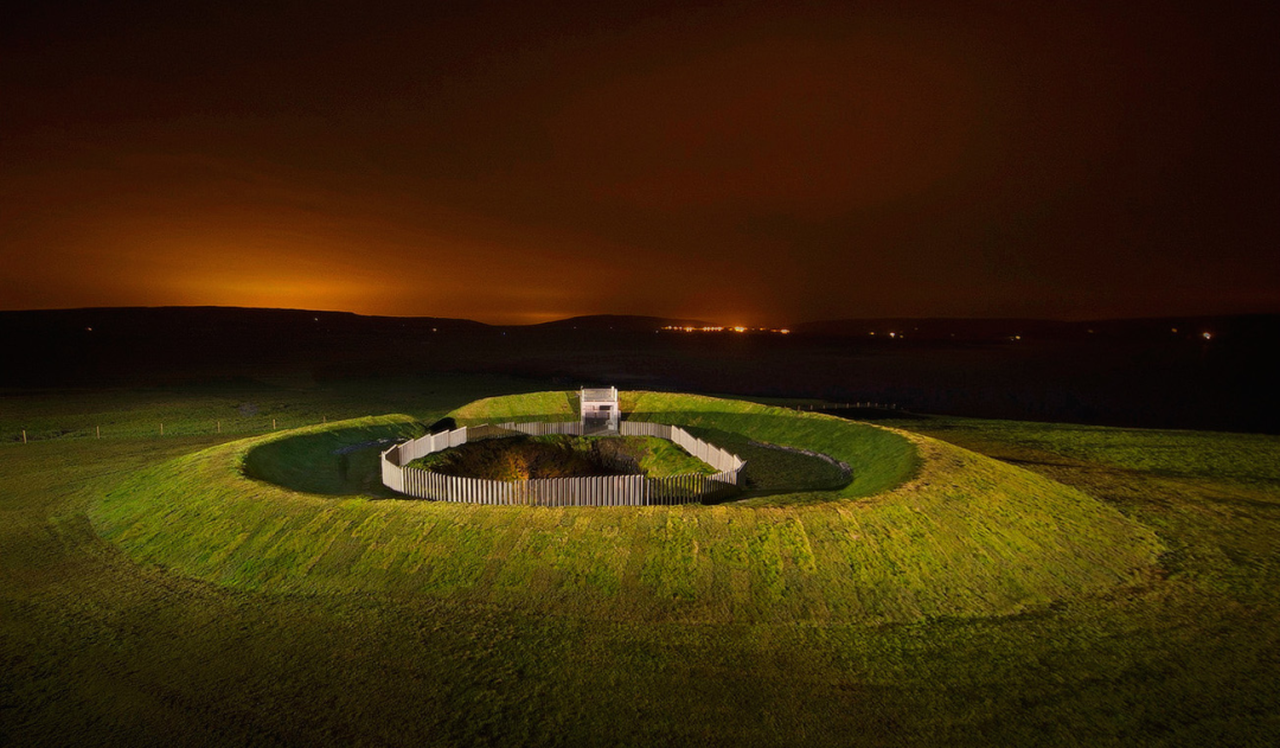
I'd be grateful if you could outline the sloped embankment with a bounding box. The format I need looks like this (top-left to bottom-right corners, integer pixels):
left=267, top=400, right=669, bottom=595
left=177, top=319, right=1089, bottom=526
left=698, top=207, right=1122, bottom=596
left=90, top=393, right=1161, bottom=624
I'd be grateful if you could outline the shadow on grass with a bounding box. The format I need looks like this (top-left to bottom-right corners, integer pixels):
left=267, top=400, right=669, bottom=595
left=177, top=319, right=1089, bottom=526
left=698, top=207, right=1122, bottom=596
left=623, top=408, right=915, bottom=502
left=243, top=421, right=424, bottom=497
left=675, top=425, right=853, bottom=504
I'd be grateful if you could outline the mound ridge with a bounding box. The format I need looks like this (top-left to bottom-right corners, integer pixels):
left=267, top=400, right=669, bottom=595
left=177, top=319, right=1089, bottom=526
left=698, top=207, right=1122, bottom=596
left=89, top=392, right=1161, bottom=624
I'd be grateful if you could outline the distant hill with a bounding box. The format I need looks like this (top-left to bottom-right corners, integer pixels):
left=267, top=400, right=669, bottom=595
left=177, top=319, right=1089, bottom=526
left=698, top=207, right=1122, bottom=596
left=0, top=306, right=490, bottom=337
left=789, top=315, right=1280, bottom=343
left=7, top=306, right=1271, bottom=341
left=529, top=314, right=710, bottom=332
left=0, top=306, right=494, bottom=387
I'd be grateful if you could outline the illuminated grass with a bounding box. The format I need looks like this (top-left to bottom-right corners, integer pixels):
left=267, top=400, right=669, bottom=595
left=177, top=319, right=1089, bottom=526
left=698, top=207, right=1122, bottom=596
left=6, top=386, right=1280, bottom=745
left=89, top=392, right=1159, bottom=624
left=902, top=415, right=1280, bottom=487
left=452, top=390, right=578, bottom=423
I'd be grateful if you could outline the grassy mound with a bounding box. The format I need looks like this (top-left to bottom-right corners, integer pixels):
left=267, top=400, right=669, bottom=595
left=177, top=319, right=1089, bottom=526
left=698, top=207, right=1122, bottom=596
left=408, top=434, right=715, bottom=480
left=90, top=392, right=1161, bottom=624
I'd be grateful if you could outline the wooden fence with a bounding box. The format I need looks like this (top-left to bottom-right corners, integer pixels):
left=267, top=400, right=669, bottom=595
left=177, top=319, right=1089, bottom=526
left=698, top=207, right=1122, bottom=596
left=618, top=421, right=745, bottom=473
left=381, top=422, right=744, bottom=506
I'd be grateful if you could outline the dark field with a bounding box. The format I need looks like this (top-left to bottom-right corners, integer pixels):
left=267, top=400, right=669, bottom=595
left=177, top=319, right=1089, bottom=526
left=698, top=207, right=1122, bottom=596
left=4, top=307, right=1278, bottom=433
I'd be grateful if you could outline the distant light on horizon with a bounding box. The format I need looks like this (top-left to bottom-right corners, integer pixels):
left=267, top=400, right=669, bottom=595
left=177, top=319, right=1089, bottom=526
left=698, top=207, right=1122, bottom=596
left=661, top=325, right=792, bottom=335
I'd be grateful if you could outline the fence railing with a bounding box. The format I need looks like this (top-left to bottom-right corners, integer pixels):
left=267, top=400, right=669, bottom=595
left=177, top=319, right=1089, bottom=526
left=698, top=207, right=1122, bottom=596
left=381, top=422, right=744, bottom=506
left=5, top=415, right=334, bottom=444
left=790, top=402, right=898, bottom=412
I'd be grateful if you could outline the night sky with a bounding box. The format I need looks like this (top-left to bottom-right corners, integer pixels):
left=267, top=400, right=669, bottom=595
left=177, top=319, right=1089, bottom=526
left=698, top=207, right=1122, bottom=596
left=4, top=0, right=1278, bottom=325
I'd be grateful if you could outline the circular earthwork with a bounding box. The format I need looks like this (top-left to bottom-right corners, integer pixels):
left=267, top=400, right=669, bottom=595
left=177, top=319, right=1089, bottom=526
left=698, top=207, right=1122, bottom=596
left=89, top=391, right=1161, bottom=625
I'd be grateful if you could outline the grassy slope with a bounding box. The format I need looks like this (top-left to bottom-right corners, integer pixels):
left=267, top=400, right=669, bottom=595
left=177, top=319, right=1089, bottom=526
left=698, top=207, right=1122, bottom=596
left=89, top=392, right=1157, bottom=625
left=904, top=416, right=1280, bottom=488
left=3, top=387, right=1279, bottom=745
left=452, top=390, right=578, bottom=423
left=887, top=415, right=1280, bottom=601
left=630, top=435, right=717, bottom=476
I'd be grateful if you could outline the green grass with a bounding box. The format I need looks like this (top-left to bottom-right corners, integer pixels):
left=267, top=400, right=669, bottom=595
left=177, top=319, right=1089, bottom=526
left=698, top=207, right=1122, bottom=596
left=452, top=389, right=579, bottom=424
left=88, top=391, right=1157, bottom=625
left=730, top=439, right=851, bottom=495
left=884, top=414, right=1280, bottom=601
left=4, top=384, right=1279, bottom=745
left=630, top=435, right=718, bottom=477
left=896, top=415, right=1280, bottom=488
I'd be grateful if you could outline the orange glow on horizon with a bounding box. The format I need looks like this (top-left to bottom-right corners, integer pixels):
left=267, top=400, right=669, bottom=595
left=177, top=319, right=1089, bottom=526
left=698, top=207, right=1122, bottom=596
left=2, top=4, right=1271, bottom=324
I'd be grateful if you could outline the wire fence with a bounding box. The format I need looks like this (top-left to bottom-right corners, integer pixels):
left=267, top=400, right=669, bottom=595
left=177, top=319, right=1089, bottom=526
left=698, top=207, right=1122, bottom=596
left=788, top=402, right=899, bottom=412
left=3, top=415, right=340, bottom=444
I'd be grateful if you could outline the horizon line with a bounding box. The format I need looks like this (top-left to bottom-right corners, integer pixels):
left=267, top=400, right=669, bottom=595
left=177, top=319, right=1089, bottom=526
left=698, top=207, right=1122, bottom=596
left=2, top=303, right=1277, bottom=329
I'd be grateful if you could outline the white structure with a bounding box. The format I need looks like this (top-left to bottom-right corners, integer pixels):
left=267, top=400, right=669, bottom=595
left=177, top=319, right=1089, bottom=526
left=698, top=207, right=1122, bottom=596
left=579, top=386, right=619, bottom=434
